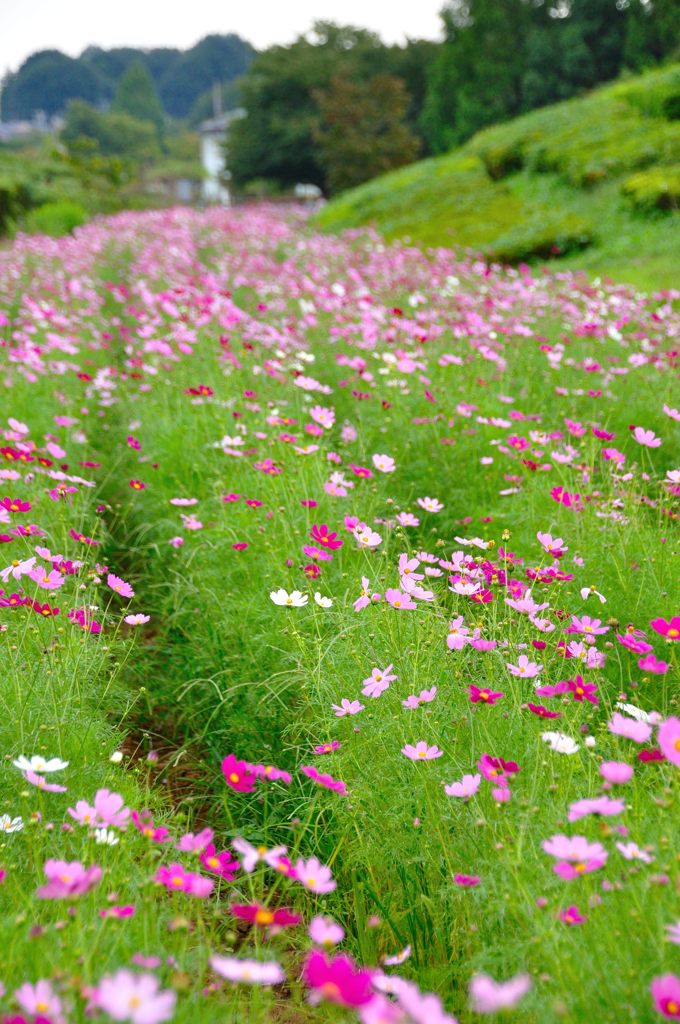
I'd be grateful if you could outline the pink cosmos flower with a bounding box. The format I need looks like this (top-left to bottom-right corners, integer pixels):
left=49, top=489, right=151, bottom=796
left=300, top=765, right=347, bottom=794
left=36, top=859, right=102, bottom=899
left=600, top=761, right=634, bottom=784
left=384, top=588, right=417, bottom=610
left=617, top=841, right=654, bottom=863
left=176, top=827, right=214, bottom=852
left=506, top=654, right=542, bottom=678
left=131, top=810, right=171, bottom=843
left=608, top=712, right=653, bottom=744
left=29, top=567, right=65, bottom=591
left=209, top=955, right=285, bottom=985
left=537, top=531, right=568, bottom=557
left=95, top=970, right=176, bottom=1024
left=124, top=613, right=150, bottom=625
left=332, top=698, right=364, bottom=717
left=24, top=770, right=67, bottom=793
left=232, top=838, right=289, bottom=873
left=107, top=573, right=134, bottom=599
left=453, top=873, right=480, bottom=887
left=362, top=664, right=396, bottom=698
left=639, top=653, right=669, bottom=675
left=371, top=453, right=395, bottom=472
left=304, top=951, right=373, bottom=1007
left=444, top=773, right=481, bottom=798
left=309, top=915, right=345, bottom=947
left=632, top=426, right=661, bottom=447
left=314, top=740, right=341, bottom=755
left=15, top=980, right=63, bottom=1022
left=154, top=863, right=214, bottom=897
left=657, top=717, right=680, bottom=768
left=542, top=835, right=608, bottom=879
left=567, top=796, right=625, bottom=822
left=401, top=741, right=443, bottom=761
left=469, top=972, right=532, bottom=1013
left=295, top=856, right=336, bottom=894
left=650, top=974, right=680, bottom=1019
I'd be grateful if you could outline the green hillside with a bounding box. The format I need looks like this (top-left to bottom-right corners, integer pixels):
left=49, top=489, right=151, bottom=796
left=316, top=65, right=680, bottom=291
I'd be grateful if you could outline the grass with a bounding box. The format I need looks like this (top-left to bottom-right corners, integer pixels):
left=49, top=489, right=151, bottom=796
left=315, top=64, right=680, bottom=292
left=0, top=206, right=678, bottom=1023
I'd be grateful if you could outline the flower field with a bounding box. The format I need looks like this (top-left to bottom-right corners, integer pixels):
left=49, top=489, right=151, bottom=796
left=0, top=205, right=678, bottom=1023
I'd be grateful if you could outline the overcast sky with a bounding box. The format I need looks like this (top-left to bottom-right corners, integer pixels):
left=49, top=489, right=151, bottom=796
left=1, top=0, right=445, bottom=74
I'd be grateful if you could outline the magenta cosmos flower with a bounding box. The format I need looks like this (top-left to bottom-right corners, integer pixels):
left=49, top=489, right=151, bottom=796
left=95, top=969, right=176, bottom=1024
left=402, top=741, right=443, bottom=761
left=36, top=859, right=102, bottom=899
left=650, top=616, right=680, bottom=641
left=469, top=685, right=504, bottom=705
left=221, top=753, right=258, bottom=793
left=304, top=951, right=374, bottom=1007
left=309, top=523, right=343, bottom=551
left=230, top=903, right=301, bottom=929
left=650, top=973, right=680, bottom=1019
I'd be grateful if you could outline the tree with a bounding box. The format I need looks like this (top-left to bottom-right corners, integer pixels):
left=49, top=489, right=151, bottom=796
left=229, top=22, right=428, bottom=190
left=157, top=35, right=254, bottom=119
left=112, top=61, right=165, bottom=134
left=314, top=75, right=420, bottom=194
left=62, top=100, right=160, bottom=164
left=1, top=50, right=108, bottom=119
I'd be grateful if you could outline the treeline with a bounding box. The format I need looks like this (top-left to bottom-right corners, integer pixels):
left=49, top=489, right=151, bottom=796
left=1, top=34, right=253, bottom=123
left=2, top=0, right=679, bottom=202
left=228, top=1, right=680, bottom=195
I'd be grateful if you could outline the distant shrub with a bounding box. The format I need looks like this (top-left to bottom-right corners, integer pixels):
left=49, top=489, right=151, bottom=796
left=488, top=214, right=594, bottom=263
left=0, top=177, right=33, bottom=234
left=24, top=199, right=88, bottom=236
left=621, top=167, right=680, bottom=212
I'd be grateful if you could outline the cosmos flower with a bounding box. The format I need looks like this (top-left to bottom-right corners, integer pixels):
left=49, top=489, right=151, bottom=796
left=469, top=972, right=532, bottom=1014
left=270, top=588, right=308, bottom=607
left=95, top=969, right=176, bottom=1024
left=210, top=956, right=285, bottom=985
left=402, top=742, right=443, bottom=761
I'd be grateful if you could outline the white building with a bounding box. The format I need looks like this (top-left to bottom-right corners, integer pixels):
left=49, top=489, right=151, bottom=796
left=200, top=108, right=244, bottom=205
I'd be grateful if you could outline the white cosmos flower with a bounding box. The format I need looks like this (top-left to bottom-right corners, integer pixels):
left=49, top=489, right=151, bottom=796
left=94, top=827, right=120, bottom=846
left=0, top=814, right=24, bottom=833
left=580, top=586, right=607, bottom=604
left=314, top=592, right=332, bottom=608
left=13, top=755, right=69, bottom=773
left=270, top=589, right=308, bottom=607
left=541, top=732, right=580, bottom=754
